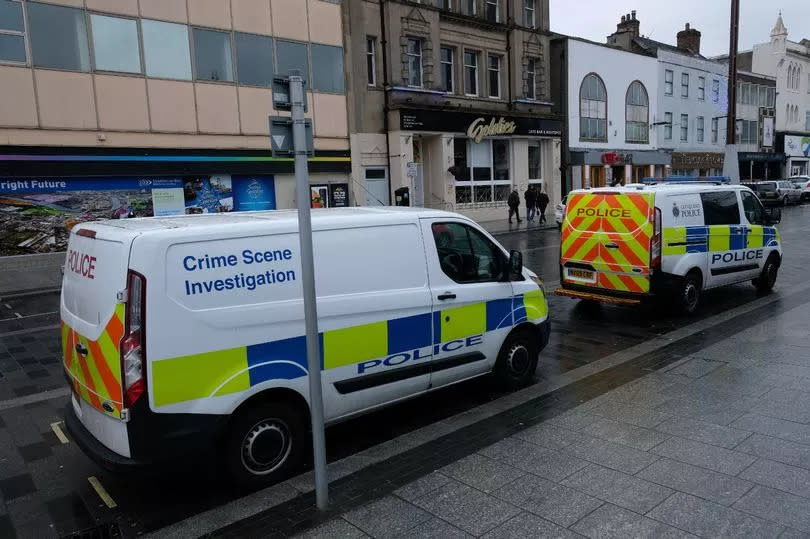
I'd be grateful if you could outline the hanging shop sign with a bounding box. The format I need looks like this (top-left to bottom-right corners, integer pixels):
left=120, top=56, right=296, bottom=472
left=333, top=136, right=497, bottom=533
left=400, top=108, right=562, bottom=138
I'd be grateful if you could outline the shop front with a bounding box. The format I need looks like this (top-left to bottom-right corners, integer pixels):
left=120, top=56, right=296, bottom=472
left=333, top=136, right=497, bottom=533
left=569, top=150, right=671, bottom=189
left=389, top=108, right=563, bottom=222
left=782, top=135, right=810, bottom=177
left=0, top=146, right=351, bottom=257
left=669, top=152, right=725, bottom=178
left=738, top=152, right=784, bottom=181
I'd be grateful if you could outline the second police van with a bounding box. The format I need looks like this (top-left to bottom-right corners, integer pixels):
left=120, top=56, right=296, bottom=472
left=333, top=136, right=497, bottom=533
left=60, top=208, right=549, bottom=486
left=556, top=178, right=783, bottom=314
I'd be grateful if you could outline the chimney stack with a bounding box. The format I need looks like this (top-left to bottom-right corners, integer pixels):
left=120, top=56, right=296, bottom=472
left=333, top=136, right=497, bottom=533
left=677, top=22, right=701, bottom=55
left=614, top=10, right=641, bottom=38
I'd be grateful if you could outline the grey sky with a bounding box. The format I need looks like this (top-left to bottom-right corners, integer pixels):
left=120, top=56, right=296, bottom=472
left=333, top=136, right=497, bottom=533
left=550, top=1, right=809, bottom=57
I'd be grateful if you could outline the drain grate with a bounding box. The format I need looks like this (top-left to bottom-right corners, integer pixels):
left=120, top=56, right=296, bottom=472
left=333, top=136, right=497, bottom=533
left=61, top=522, right=121, bottom=539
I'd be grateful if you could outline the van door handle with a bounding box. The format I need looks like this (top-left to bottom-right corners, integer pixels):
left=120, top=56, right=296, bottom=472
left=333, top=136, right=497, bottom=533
left=604, top=243, right=619, bottom=249
left=438, top=293, right=456, bottom=301
left=75, top=343, right=88, bottom=356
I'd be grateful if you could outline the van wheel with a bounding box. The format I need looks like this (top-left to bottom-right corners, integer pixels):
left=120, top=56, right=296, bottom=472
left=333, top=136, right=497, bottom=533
left=677, top=271, right=702, bottom=315
left=753, top=256, right=779, bottom=292
left=224, top=400, right=306, bottom=488
left=494, top=329, right=538, bottom=389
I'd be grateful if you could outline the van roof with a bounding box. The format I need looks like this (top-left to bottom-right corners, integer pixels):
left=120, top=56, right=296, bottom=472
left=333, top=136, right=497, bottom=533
left=577, top=183, right=753, bottom=196
left=76, top=207, right=462, bottom=234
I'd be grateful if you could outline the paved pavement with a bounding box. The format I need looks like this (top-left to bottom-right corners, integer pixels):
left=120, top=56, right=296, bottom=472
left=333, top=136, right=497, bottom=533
left=0, top=204, right=809, bottom=538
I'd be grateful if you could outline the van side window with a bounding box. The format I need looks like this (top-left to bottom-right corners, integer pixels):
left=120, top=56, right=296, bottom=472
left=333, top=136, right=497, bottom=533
left=700, top=191, right=740, bottom=225
left=740, top=191, right=763, bottom=225
left=432, top=223, right=504, bottom=283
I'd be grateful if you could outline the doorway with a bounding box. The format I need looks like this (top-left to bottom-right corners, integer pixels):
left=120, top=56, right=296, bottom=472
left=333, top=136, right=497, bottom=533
left=364, top=168, right=389, bottom=206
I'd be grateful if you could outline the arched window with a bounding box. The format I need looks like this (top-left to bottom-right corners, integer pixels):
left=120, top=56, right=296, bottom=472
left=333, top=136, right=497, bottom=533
left=625, top=81, right=649, bottom=143
left=580, top=73, right=607, bottom=141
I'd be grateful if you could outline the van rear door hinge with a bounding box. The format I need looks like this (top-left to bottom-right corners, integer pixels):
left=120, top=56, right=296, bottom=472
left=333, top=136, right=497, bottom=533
left=116, top=290, right=128, bottom=303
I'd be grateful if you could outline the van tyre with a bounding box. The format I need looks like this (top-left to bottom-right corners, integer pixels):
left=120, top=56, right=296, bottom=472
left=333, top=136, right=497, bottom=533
left=225, top=400, right=306, bottom=488
left=677, top=271, right=702, bottom=315
left=753, top=256, right=779, bottom=292
left=494, top=329, right=538, bottom=389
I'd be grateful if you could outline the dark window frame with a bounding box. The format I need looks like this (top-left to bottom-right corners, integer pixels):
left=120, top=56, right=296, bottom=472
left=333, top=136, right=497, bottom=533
left=701, top=191, right=741, bottom=226
left=432, top=222, right=506, bottom=284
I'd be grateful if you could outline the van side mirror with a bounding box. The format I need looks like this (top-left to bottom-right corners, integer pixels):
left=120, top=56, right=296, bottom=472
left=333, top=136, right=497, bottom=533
left=508, top=250, right=523, bottom=280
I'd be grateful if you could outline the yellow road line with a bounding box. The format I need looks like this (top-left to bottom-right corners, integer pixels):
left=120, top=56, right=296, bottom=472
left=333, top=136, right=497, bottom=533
left=50, top=421, right=69, bottom=444
left=88, top=476, right=117, bottom=509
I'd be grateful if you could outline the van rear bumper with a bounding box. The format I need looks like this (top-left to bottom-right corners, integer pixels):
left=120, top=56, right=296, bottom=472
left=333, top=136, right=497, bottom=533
left=64, top=402, right=145, bottom=472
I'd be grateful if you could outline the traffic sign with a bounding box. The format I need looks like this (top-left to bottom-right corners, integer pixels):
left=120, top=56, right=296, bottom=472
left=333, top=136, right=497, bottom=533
left=268, top=116, right=313, bottom=157
left=272, top=75, right=308, bottom=112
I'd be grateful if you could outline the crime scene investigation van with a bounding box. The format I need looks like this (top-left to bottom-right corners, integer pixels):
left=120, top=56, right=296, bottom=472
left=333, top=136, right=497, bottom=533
left=555, top=178, right=782, bottom=314
left=61, top=207, right=550, bottom=486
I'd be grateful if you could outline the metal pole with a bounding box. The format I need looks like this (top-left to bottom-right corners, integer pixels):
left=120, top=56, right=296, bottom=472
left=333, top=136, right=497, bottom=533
left=290, top=72, right=328, bottom=510
left=726, top=0, right=740, bottom=144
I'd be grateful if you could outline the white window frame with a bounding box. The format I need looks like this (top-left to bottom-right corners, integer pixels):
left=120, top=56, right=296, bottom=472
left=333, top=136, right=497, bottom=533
left=698, top=76, right=705, bottom=100
left=488, top=54, right=500, bottom=99
left=680, top=113, right=688, bottom=142
left=524, top=0, right=535, bottom=29
left=526, top=58, right=536, bottom=100
left=664, top=112, right=672, bottom=140
left=711, top=117, right=718, bottom=144
left=464, top=50, right=478, bottom=96
left=406, top=37, right=423, bottom=88
left=664, top=69, right=673, bottom=96
left=681, top=72, right=689, bottom=98
left=366, top=37, right=376, bottom=86
left=0, top=0, right=29, bottom=66
left=440, top=45, right=454, bottom=93
left=712, top=79, right=720, bottom=103
left=697, top=116, right=704, bottom=143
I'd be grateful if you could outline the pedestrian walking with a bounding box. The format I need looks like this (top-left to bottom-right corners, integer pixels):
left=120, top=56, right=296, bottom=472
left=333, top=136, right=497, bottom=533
left=537, top=186, right=550, bottom=224
left=507, top=189, right=522, bottom=223
left=524, top=185, right=537, bottom=222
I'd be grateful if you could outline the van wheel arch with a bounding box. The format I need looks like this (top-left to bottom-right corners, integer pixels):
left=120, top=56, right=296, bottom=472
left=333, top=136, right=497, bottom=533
left=493, top=323, right=540, bottom=389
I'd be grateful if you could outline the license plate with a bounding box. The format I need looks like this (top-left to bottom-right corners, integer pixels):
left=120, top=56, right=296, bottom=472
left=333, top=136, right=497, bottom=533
left=566, top=268, right=596, bottom=283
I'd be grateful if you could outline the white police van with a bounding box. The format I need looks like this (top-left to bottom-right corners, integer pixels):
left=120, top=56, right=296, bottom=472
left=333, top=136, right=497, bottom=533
left=61, top=208, right=549, bottom=486
left=556, top=178, right=783, bottom=314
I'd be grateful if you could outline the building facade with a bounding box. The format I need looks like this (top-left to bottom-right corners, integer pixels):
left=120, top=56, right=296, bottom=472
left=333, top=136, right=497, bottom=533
left=551, top=34, right=666, bottom=191
left=751, top=13, right=810, bottom=176
left=344, top=0, right=563, bottom=221
left=734, top=70, right=779, bottom=180
left=0, top=0, right=350, bottom=258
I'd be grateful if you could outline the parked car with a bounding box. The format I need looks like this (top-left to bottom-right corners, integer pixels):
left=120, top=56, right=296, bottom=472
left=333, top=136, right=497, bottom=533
left=789, top=176, right=810, bottom=202
left=744, top=181, right=781, bottom=206
left=555, top=195, right=567, bottom=228
left=777, top=180, right=803, bottom=205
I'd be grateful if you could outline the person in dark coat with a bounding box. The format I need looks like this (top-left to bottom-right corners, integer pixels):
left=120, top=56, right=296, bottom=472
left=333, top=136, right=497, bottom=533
left=507, top=190, right=521, bottom=223
left=524, top=186, right=537, bottom=222
left=537, top=186, right=550, bottom=224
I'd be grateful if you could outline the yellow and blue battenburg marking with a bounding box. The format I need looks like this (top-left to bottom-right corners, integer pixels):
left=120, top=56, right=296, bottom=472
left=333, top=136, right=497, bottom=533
left=663, top=225, right=779, bottom=256
left=151, top=291, right=547, bottom=406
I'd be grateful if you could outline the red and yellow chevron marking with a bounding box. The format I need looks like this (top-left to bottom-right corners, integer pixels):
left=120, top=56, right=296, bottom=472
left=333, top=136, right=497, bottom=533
left=561, top=191, right=654, bottom=294
left=62, top=304, right=125, bottom=418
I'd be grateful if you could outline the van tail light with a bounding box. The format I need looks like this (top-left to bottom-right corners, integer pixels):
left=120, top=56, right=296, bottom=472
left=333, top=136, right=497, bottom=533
left=650, top=207, right=662, bottom=270
left=121, top=270, right=146, bottom=408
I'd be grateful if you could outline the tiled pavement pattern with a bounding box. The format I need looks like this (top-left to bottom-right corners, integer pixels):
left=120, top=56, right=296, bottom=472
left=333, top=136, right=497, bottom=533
left=206, top=286, right=810, bottom=538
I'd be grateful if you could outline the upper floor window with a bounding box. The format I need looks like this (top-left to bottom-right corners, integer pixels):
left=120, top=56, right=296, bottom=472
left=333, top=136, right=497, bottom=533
left=625, top=81, right=649, bottom=143
left=807, top=73, right=810, bottom=93
left=193, top=28, right=234, bottom=82
left=441, top=0, right=453, bottom=9
left=696, top=116, right=704, bottom=143
left=90, top=14, right=141, bottom=74
left=366, top=37, right=376, bottom=86
left=276, top=39, right=309, bottom=81
left=485, top=0, right=499, bottom=23
left=681, top=72, right=689, bottom=98
left=806, top=111, right=810, bottom=131
left=27, top=1, right=90, bottom=71
left=440, top=46, right=454, bottom=93
left=664, top=69, right=673, bottom=95
left=488, top=54, right=501, bottom=98
left=526, top=58, right=536, bottom=100
left=712, top=79, right=720, bottom=103
left=524, top=0, right=536, bottom=29
left=698, top=76, right=705, bottom=100
left=680, top=113, right=688, bottom=141
left=311, top=44, right=345, bottom=93
left=0, top=0, right=27, bottom=64
left=464, top=50, right=478, bottom=96
left=406, top=37, right=422, bottom=87
left=580, top=73, right=607, bottom=141
left=460, top=0, right=475, bottom=16
left=235, top=32, right=274, bottom=87
left=142, top=19, right=191, bottom=80
left=664, top=112, right=672, bottom=140
left=712, top=117, right=718, bottom=144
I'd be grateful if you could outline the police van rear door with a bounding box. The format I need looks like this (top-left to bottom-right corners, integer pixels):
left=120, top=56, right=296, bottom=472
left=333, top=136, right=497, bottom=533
left=561, top=191, right=654, bottom=295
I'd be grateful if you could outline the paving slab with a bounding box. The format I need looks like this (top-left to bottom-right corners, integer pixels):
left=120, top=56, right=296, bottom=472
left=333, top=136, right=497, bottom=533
left=647, top=491, right=784, bottom=538
left=578, top=417, right=671, bottom=451
left=561, top=464, right=672, bottom=514
left=650, top=436, right=757, bottom=476
left=730, top=414, right=810, bottom=445
left=739, top=459, right=810, bottom=499
left=667, top=357, right=726, bottom=378
left=735, top=434, right=810, bottom=470
left=396, top=517, right=471, bottom=539
left=479, top=437, right=590, bottom=482
left=572, top=502, right=696, bottom=539
left=294, top=519, right=368, bottom=539
left=561, top=432, right=661, bottom=475
left=581, top=398, right=673, bottom=429
left=654, top=398, right=748, bottom=426
left=492, top=473, right=603, bottom=528
left=440, top=453, right=526, bottom=493
left=393, top=472, right=452, bottom=503
left=343, top=495, right=432, bottom=538
left=734, top=486, right=810, bottom=532
left=636, top=458, right=754, bottom=506
left=655, top=417, right=752, bottom=449
left=481, top=511, right=581, bottom=539
left=514, top=423, right=579, bottom=450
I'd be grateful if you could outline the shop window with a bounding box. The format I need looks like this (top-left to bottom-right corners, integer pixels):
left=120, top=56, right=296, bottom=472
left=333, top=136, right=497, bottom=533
left=142, top=19, right=191, bottom=80
left=236, top=32, right=274, bottom=87
left=27, top=1, right=89, bottom=71
left=580, top=73, right=607, bottom=141
left=625, top=81, right=649, bottom=143
left=701, top=191, right=740, bottom=226
left=453, top=138, right=511, bottom=205
left=276, top=40, right=309, bottom=81
left=90, top=14, right=141, bottom=74
left=312, top=44, right=344, bottom=93
left=453, top=138, right=470, bottom=181
left=0, top=0, right=26, bottom=64
left=193, top=28, right=233, bottom=82
left=528, top=141, right=541, bottom=179
left=406, top=37, right=422, bottom=87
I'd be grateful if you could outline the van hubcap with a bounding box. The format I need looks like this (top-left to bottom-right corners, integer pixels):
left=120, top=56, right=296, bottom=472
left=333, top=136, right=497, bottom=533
left=241, top=419, right=291, bottom=475
left=684, top=283, right=698, bottom=309
left=507, top=344, right=530, bottom=377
